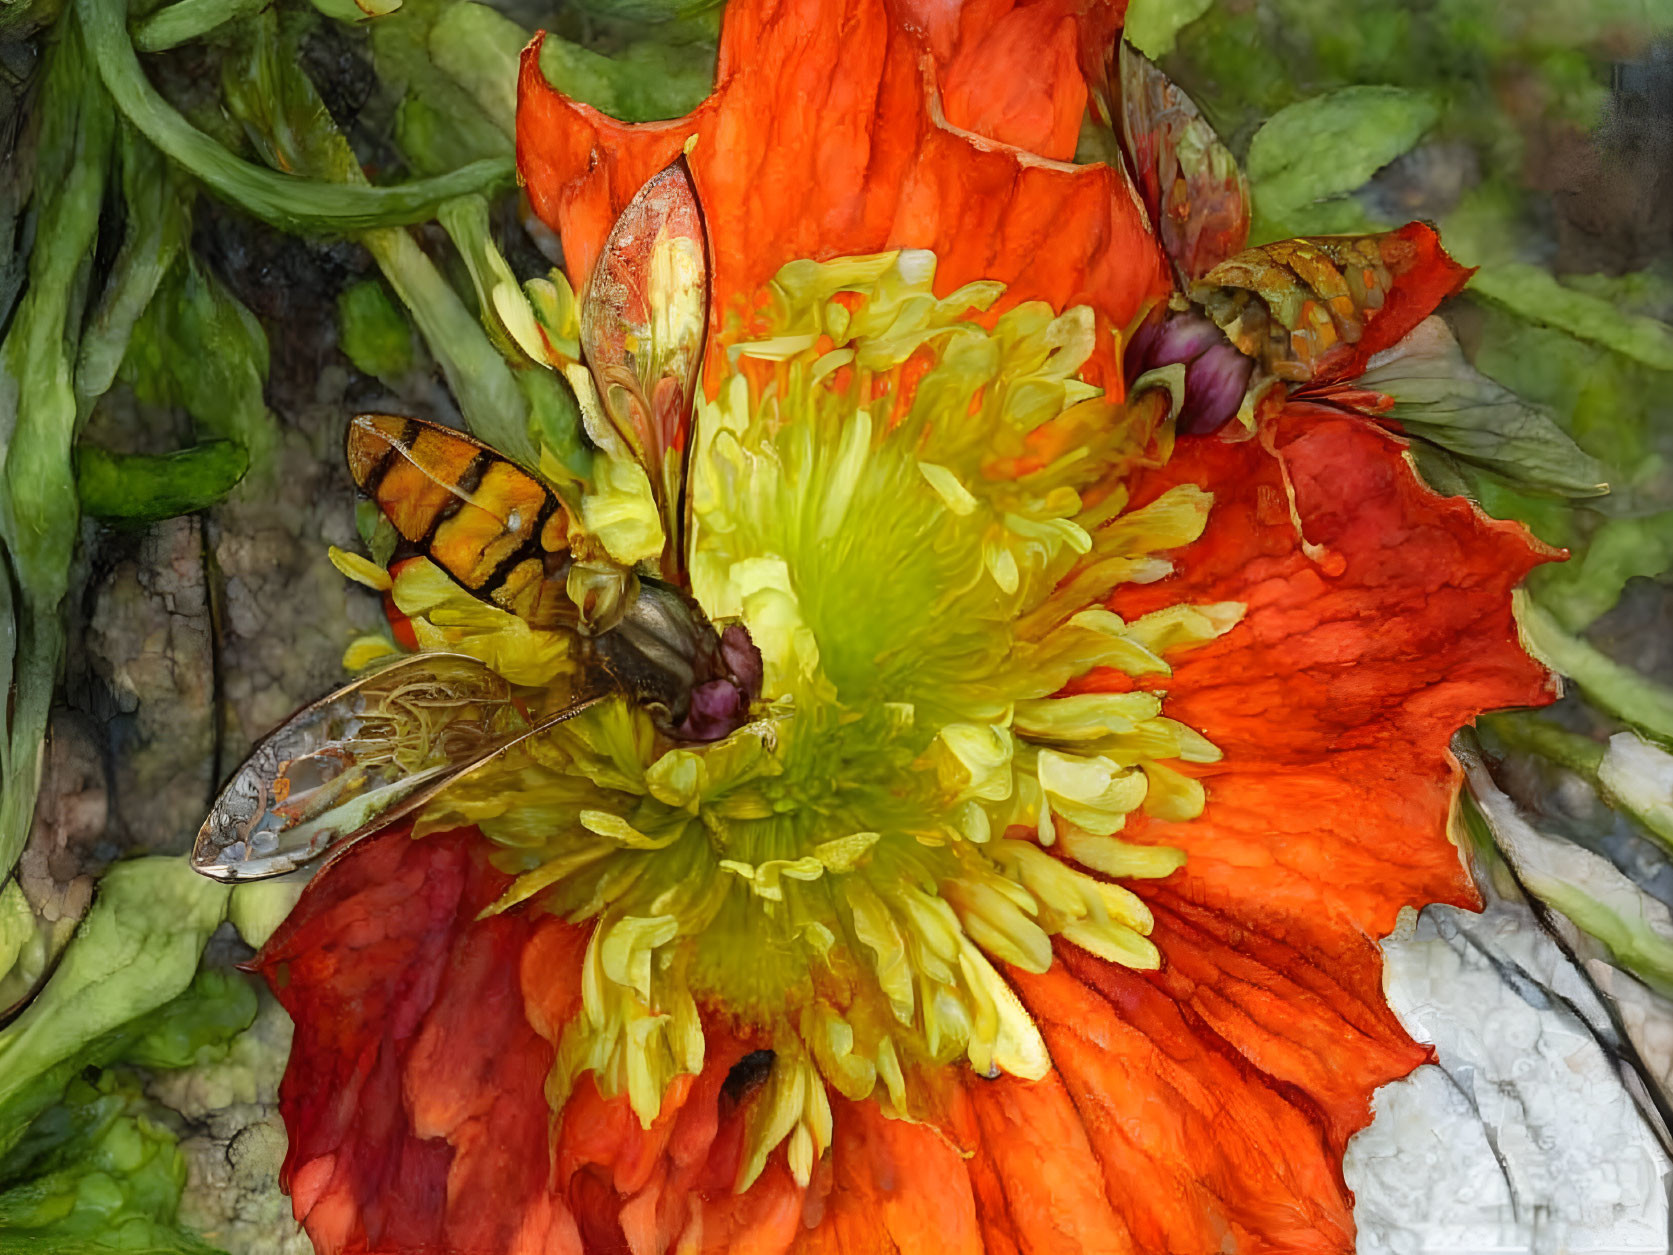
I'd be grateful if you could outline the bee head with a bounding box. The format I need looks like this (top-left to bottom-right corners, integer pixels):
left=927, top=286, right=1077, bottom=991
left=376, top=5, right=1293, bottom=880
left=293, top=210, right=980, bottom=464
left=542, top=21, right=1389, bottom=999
left=592, top=580, right=763, bottom=742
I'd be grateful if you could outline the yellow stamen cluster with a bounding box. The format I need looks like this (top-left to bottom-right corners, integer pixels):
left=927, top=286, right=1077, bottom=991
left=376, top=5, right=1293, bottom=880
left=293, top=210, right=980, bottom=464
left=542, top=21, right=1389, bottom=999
left=341, top=252, right=1242, bottom=1190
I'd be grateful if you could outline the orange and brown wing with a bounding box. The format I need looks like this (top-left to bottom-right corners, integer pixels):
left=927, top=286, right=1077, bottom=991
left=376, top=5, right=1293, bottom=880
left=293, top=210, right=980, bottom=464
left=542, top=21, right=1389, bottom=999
left=346, top=414, right=576, bottom=630
left=1188, top=224, right=1474, bottom=386
left=1116, top=42, right=1249, bottom=285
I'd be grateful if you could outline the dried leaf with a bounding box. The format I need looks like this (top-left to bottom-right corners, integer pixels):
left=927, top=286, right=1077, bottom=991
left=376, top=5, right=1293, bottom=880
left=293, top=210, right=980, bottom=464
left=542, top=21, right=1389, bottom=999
left=1356, top=317, right=1608, bottom=497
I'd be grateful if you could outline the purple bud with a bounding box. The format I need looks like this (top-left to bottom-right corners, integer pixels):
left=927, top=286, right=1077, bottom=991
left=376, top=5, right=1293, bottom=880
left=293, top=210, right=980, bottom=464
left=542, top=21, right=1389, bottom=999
left=676, top=679, right=746, bottom=742
left=1179, top=339, right=1254, bottom=435
left=1126, top=310, right=1253, bottom=437
left=720, top=623, right=764, bottom=702
left=1149, top=313, right=1228, bottom=365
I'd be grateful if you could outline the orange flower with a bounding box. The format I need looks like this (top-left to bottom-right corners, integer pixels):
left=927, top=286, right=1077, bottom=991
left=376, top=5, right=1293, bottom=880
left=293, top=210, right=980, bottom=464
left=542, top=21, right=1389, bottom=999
left=257, top=2, right=1554, bottom=1251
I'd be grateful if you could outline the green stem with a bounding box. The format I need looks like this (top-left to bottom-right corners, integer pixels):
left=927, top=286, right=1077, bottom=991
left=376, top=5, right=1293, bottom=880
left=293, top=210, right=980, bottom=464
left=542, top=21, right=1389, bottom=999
left=1482, top=711, right=1606, bottom=777
left=1515, top=589, right=1673, bottom=746
left=76, top=0, right=514, bottom=232
left=0, top=17, right=113, bottom=882
left=361, top=225, right=533, bottom=465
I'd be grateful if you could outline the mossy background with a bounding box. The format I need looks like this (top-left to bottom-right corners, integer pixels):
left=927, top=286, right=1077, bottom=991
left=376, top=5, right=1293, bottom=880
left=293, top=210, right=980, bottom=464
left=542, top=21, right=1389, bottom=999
left=1, top=0, right=1671, bottom=1248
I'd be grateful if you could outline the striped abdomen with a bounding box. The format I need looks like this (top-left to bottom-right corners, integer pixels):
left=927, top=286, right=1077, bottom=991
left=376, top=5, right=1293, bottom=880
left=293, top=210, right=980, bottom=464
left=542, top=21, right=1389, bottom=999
left=345, top=414, right=576, bottom=630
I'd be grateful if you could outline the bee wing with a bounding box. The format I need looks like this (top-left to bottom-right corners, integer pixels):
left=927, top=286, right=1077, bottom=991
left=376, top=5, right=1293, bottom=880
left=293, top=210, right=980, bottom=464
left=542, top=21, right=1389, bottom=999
left=193, top=653, right=603, bottom=882
left=579, top=158, right=709, bottom=567
left=346, top=413, right=585, bottom=630
left=1117, top=42, right=1249, bottom=284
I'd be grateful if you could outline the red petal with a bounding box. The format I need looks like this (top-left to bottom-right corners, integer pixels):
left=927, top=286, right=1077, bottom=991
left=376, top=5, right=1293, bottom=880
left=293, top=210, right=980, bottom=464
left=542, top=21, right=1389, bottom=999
left=516, top=0, right=1168, bottom=394
left=256, top=827, right=586, bottom=1255
left=260, top=827, right=813, bottom=1255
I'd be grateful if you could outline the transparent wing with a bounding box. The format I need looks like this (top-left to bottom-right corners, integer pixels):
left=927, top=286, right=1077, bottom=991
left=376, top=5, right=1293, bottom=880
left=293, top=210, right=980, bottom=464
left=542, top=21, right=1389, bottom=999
left=192, top=652, right=599, bottom=882
left=579, top=158, right=709, bottom=566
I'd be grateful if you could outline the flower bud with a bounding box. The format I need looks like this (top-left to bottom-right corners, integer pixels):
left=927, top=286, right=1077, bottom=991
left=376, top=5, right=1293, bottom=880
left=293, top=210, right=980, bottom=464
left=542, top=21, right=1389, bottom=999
left=1126, top=310, right=1254, bottom=436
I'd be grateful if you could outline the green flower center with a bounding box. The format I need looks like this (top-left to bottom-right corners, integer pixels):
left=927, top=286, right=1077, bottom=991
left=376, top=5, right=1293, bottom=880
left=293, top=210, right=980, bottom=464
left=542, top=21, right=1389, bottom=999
left=404, top=252, right=1241, bottom=1190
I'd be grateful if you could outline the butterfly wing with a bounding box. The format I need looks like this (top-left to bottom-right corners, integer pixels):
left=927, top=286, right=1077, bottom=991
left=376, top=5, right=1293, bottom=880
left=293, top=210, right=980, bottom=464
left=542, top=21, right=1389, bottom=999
left=579, top=158, right=709, bottom=570
left=346, top=413, right=583, bottom=630
left=1117, top=42, right=1249, bottom=285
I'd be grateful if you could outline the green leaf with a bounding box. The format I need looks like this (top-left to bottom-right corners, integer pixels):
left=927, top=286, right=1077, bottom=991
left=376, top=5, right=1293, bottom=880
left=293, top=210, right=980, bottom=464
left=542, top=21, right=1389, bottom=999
left=427, top=1, right=524, bottom=137
left=0, top=16, right=112, bottom=614
left=1470, top=263, right=1673, bottom=373
left=0, top=859, right=227, bottom=1154
left=1467, top=767, right=1673, bottom=999
left=354, top=499, right=400, bottom=567
left=1356, top=317, right=1609, bottom=497
left=75, top=0, right=513, bottom=233
left=227, top=881, right=305, bottom=952
left=537, top=31, right=716, bottom=123
left=75, top=442, right=250, bottom=523
left=309, top=0, right=399, bottom=23
left=1534, top=512, right=1673, bottom=633
left=122, top=971, right=258, bottom=1071
left=0, top=17, right=112, bottom=885
left=374, top=0, right=513, bottom=174
left=0, top=1072, right=223, bottom=1254
left=564, top=0, right=720, bottom=23
left=1123, top=0, right=1214, bottom=59
left=0, top=885, right=31, bottom=987
left=121, top=257, right=278, bottom=483
left=129, top=0, right=264, bottom=52
left=1461, top=298, right=1667, bottom=514
left=73, top=127, right=192, bottom=409
left=1596, top=731, right=1673, bottom=853
left=336, top=280, right=415, bottom=380
left=1245, top=85, right=1438, bottom=236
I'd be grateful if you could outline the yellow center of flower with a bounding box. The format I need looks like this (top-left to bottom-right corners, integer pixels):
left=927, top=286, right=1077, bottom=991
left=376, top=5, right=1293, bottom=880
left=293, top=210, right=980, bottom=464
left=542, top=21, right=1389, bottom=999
left=356, top=252, right=1242, bottom=1191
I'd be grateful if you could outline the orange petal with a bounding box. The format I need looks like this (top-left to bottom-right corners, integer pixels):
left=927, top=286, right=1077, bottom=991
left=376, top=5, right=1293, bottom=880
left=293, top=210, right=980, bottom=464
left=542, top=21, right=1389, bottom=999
left=516, top=0, right=1167, bottom=393
left=1140, top=889, right=1428, bottom=1148
left=1009, top=410, right=1553, bottom=1249
left=894, top=0, right=1102, bottom=161
left=791, top=1095, right=985, bottom=1255
left=1016, top=952, right=1360, bottom=1253
left=1111, top=409, right=1552, bottom=939
left=958, top=1072, right=1136, bottom=1255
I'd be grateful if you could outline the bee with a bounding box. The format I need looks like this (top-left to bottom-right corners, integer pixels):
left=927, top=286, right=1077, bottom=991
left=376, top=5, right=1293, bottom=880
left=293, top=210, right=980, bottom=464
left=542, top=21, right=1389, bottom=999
left=192, top=161, right=758, bottom=883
